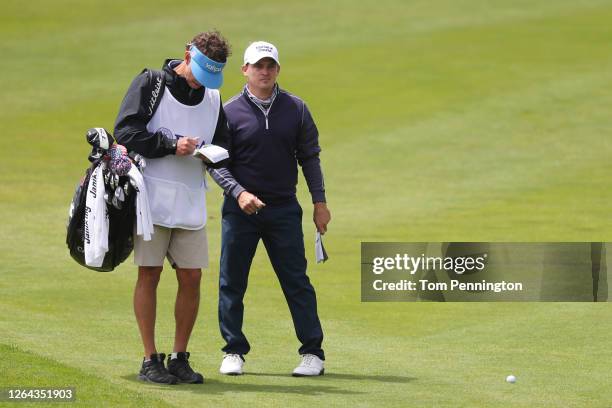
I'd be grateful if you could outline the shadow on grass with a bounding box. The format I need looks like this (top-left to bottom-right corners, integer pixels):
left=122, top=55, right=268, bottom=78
left=121, top=373, right=373, bottom=396
left=249, top=372, right=416, bottom=383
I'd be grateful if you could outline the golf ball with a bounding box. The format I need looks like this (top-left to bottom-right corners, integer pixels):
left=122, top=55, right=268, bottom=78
left=506, top=375, right=516, bottom=384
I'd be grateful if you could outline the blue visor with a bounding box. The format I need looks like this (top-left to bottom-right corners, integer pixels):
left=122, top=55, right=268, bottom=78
left=190, top=45, right=225, bottom=89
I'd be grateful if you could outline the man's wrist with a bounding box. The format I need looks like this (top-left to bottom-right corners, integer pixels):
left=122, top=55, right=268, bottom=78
left=231, top=185, right=246, bottom=200
left=311, top=191, right=326, bottom=204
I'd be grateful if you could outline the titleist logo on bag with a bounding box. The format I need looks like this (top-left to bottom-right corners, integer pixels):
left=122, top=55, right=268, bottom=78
left=148, top=76, right=163, bottom=116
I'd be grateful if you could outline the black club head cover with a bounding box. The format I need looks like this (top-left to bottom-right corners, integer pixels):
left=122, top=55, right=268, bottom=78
left=86, top=128, right=115, bottom=151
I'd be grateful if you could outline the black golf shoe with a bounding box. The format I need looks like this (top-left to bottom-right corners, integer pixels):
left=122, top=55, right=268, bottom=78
left=138, top=353, right=178, bottom=385
left=167, top=352, right=204, bottom=384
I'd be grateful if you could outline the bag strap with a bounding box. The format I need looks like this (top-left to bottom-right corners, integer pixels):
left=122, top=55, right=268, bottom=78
left=141, top=69, right=166, bottom=119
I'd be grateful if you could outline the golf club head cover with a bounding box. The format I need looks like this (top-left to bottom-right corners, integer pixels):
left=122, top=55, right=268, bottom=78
left=86, top=128, right=115, bottom=151
left=86, top=128, right=116, bottom=163
left=88, top=147, right=105, bottom=163
left=109, top=144, right=131, bottom=176
left=128, top=151, right=146, bottom=169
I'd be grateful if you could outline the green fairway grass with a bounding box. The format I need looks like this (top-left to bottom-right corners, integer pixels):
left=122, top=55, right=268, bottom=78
left=2, top=0, right=612, bottom=406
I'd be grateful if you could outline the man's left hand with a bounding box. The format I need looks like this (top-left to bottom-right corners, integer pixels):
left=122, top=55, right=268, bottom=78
left=313, top=202, right=331, bottom=234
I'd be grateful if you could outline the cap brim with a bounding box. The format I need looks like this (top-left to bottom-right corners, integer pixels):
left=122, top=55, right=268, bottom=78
left=191, top=62, right=223, bottom=89
left=244, top=53, right=280, bottom=66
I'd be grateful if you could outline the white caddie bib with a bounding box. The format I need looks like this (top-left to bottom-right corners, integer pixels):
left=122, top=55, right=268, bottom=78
left=144, top=86, right=220, bottom=229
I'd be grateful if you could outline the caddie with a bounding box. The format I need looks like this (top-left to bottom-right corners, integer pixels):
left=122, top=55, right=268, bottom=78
left=114, top=31, right=231, bottom=385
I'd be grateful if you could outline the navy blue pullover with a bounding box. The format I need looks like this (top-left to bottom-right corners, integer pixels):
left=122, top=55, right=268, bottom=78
left=209, top=86, right=326, bottom=205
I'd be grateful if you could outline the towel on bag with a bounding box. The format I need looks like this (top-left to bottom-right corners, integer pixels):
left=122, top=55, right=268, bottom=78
left=84, top=164, right=109, bottom=267
left=128, top=165, right=153, bottom=241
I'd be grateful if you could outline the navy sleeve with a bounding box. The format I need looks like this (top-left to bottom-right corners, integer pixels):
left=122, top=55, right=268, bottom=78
left=113, top=71, right=177, bottom=158
left=296, top=103, right=326, bottom=203
left=207, top=166, right=246, bottom=199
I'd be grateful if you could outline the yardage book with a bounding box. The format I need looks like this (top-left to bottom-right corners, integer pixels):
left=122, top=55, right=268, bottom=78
left=193, top=144, right=229, bottom=163
left=315, top=232, right=328, bottom=263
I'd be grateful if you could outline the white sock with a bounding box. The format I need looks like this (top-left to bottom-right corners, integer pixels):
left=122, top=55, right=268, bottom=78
left=171, top=352, right=178, bottom=360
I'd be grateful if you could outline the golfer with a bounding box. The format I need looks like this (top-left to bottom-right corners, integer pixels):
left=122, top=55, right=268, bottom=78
left=114, top=31, right=231, bottom=384
left=208, top=41, right=331, bottom=376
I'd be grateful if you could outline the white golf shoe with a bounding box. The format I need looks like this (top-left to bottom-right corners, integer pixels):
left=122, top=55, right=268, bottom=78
left=220, top=354, right=244, bottom=375
left=292, top=354, right=324, bottom=377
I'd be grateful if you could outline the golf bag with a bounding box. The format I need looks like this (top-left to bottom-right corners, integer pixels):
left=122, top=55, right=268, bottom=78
left=66, top=128, right=141, bottom=272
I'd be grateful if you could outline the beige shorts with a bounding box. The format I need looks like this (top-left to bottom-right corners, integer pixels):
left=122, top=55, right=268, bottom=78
left=134, top=225, right=209, bottom=269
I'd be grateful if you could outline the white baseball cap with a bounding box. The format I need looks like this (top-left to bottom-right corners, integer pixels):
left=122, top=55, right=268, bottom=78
left=243, top=41, right=280, bottom=66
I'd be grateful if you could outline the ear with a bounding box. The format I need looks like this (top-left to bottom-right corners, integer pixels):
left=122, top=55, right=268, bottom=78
left=241, top=64, right=249, bottom=77
left=184, top=50, right=191, bottom=64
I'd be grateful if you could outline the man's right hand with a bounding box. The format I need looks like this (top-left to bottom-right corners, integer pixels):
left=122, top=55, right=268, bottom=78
left=176, top=137, right=199, bottom=156
left=238, top=191, right=266, bottom=215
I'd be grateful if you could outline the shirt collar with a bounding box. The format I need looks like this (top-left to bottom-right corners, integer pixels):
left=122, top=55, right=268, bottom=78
left=243, top=83, right=278, bottom=108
